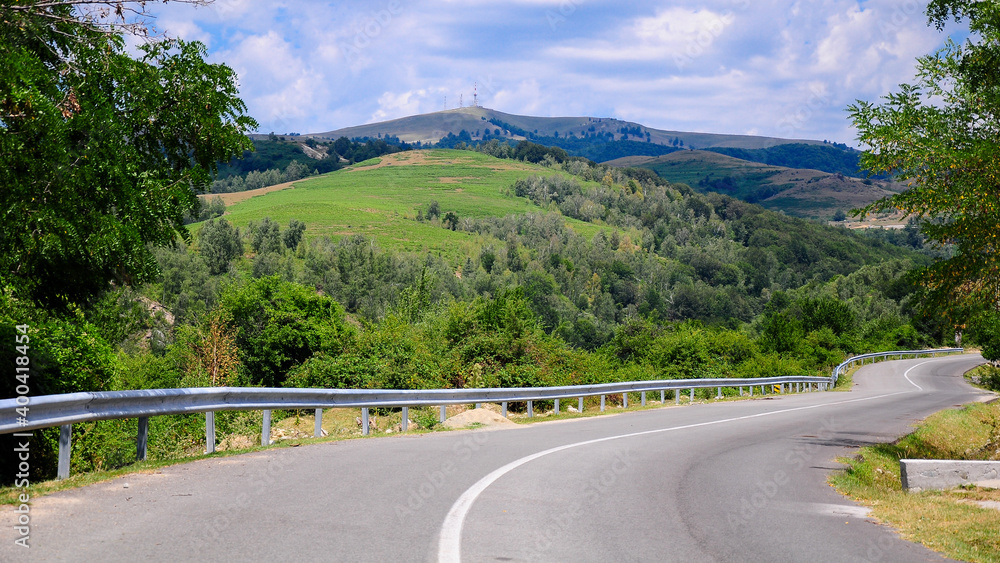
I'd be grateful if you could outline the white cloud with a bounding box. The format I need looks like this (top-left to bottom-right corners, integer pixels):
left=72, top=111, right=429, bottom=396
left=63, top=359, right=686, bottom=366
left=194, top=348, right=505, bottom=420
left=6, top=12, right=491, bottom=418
left=142, top=0, right=963, bottom=143
left=548, top=7, right=735, bottom=63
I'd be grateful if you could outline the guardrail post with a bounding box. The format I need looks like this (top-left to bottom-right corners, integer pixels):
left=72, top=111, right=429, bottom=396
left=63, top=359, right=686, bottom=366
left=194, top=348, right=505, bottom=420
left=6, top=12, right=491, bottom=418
left=690, top=388, right=694, bottom=402
left=660, top=390, right=665, bottom=403
left=475, top=403, right=482, bottom=409
left=205, top=412, right=215, bottom=454
left=440, top=405, right=446, bottom=424
left=137, top=417, right=149, bottom=462
left=579, top=397, right=584, bottom=413
left=57, top=424, right=72, bottom=480
left=362, top=407, right=369, bottom=435
left=554, top=399, right=560, bottom=414
left=315, top=408, right=323, bottom=437
left=262, top=410, right=272, bottom=445
left=528, top=400, right=534, bottom=417
left=675, top=390, right=680, bottom=405
left=502, top=402, right=508, bottom=418
left=641, top=392, right=646, bottom=406
left=600, top=395, right=605, bottom=412
left=717, top=387, right=722, bottom=399
left=749, top=385, right=753, bottom=396
left=622, top=393, right=628, bottom=409
left=401, top=407, right=408, bottom=432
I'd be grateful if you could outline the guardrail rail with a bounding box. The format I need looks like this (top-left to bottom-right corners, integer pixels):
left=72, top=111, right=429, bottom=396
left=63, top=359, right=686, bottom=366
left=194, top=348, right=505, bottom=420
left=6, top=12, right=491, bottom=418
left=0, top=347, right=964, bottom=479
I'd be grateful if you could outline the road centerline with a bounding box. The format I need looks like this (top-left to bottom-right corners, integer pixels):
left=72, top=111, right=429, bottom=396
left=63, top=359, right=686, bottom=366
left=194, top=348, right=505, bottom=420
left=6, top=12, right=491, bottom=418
left=437, top=382, right=929, bottom=562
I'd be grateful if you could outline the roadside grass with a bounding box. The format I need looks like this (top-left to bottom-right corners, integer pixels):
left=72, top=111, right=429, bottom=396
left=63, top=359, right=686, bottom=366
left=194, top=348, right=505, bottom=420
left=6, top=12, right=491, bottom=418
left=830, top=399, right=1000, bottom=563
left=968, top=364, right=1000, bottom=393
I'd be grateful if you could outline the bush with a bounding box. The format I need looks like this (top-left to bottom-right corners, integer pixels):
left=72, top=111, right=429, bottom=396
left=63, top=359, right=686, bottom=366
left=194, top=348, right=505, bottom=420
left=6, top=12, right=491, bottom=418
left=221, top=276, right=354, bottom=387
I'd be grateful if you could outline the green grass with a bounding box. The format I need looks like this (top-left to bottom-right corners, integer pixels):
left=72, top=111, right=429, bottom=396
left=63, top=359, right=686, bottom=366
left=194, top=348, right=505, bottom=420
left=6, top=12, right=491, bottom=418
left=216, top=149, right=605, bottom=262
left=831, top=400, right=1000, bottom=562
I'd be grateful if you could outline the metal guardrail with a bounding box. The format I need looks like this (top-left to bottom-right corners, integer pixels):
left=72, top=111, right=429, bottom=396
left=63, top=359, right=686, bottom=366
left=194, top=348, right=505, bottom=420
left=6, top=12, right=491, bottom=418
left=0, top=347, right=963, bottom=479
left=830, top=348, right=964, bottom=385
left=3, top=376, right=828, bottom=479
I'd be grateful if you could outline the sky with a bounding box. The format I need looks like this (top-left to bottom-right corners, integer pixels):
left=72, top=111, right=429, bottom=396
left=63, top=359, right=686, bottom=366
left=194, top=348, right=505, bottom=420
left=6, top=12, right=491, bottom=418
left=145, top=0, right=964, bottom=146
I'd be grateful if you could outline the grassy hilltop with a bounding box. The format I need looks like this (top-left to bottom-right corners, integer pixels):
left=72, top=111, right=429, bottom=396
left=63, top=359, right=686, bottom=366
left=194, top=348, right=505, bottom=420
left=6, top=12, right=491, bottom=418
left=216, top=149, right=604, bottom=260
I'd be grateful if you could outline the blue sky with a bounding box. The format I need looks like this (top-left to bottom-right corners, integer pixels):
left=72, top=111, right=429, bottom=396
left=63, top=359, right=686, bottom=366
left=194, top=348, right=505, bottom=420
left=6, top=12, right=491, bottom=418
left=146, top=0, right=961, bottom=145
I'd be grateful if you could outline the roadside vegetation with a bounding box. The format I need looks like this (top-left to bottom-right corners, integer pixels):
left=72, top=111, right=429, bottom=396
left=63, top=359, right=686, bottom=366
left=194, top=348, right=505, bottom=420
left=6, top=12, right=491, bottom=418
left=831, top=399, right=1000, bottom=563
left=0, top=149, right=960, bottom=483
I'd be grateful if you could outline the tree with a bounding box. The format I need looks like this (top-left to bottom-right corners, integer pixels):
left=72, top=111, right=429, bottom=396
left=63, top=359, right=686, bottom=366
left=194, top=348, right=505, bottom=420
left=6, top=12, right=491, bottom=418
left=198, top=218, right=244, bottom=275
left=849, top=1, right=1000, bottom=318
left=0, top=1, right=256, bottom=307
left=249, top=217, right=282, bottom=254
left=282, top=219, right=306, bottom=250
left=220, top=276, right=353, bottom=387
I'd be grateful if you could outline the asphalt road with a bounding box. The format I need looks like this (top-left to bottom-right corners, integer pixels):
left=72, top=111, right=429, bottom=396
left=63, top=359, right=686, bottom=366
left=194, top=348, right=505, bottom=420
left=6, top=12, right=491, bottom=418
left=1, top=354, right=991, bottom=562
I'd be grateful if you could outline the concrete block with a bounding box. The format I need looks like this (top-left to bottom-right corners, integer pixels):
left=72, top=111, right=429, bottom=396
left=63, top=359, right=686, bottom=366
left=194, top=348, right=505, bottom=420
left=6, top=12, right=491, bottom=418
left=900, top=459, right=1000, bottom=491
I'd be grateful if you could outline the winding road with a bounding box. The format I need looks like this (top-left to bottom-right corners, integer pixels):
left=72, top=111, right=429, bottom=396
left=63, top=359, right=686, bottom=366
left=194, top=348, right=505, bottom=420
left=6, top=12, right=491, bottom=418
left=2, top=353, right=992, bottom=562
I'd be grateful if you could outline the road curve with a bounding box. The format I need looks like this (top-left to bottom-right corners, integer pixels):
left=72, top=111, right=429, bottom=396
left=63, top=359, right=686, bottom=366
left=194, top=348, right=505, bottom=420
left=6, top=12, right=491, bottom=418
left=2, top=354, right=991, bottom=562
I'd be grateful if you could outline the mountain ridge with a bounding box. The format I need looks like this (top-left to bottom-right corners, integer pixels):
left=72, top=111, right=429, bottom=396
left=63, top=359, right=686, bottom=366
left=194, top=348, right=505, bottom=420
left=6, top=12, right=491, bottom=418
left=306, top=106, right=830, bottom=151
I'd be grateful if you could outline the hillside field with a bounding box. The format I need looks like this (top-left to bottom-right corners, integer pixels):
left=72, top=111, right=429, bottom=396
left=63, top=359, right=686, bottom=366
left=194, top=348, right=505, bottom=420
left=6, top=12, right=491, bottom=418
left=215, top=149, right=605, bottom=261
left=608, top=150, right=902, bottom=219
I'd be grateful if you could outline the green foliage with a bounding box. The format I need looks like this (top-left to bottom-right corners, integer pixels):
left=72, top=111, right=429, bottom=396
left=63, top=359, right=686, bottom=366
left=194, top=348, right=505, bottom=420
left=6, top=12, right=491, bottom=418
left=155, top=245, right=219, bottom=323
left=0, top=11, right=255, bottom=306
left=973, top=310, right=1000, bottom=364
left=283, top=219, right=307, bottom=250
left=704, top=143, right=872, bottom=178
left=198, top=218, right=244, bottom=276
left=220, top=276, right=354, bottom=386
left=759, top=312, right=803, bottom=354
left=850, top=1, right=1000, bottom=319
left=801, top=298, right=856, bottom=336
left=249, top=217, right=284, bottom=255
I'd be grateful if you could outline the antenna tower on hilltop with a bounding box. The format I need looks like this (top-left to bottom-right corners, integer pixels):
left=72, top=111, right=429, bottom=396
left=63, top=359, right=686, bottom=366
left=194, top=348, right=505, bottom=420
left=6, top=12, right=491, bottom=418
left=460, top=94, right=463, bottom=108
left=443, top=95, right=447, bottom=110
left=474, top=82, right=478, bottom=107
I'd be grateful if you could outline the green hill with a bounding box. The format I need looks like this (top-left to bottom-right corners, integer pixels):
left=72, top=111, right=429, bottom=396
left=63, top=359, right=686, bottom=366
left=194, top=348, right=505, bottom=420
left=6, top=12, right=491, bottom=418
left=309, top=106, right=826, bottom=151
left=218, top=149, right=604, bottom=259
left=607, top=150, right=903, bottom=220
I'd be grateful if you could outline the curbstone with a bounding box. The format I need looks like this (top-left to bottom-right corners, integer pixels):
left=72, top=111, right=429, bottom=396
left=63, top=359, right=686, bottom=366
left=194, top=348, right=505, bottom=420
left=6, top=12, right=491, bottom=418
left=900, top=459, right=1000, bottom=491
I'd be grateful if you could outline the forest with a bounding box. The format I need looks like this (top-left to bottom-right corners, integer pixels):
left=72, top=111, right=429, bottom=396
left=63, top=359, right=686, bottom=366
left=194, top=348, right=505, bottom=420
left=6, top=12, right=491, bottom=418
left=0, top=146, right=956, bottom=482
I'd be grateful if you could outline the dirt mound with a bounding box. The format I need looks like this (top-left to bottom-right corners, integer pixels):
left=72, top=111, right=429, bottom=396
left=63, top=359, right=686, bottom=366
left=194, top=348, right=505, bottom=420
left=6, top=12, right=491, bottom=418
left=442, top=408, right=517, bottom=429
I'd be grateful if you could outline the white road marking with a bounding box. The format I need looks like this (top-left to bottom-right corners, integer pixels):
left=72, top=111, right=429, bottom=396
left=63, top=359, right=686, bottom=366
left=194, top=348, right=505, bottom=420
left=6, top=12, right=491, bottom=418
left=438, top=389, right=912, bottom=562
left=903, top=360, right=935, bottom=391
left=439, top=355, right=966, bottom=562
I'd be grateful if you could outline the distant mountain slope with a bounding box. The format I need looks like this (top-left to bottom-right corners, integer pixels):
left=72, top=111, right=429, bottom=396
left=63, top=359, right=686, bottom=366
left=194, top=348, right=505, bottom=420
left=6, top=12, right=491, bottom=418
left=607, top=150, right=902, bottom=220
left=703, top=143, right=876, bottom=179
left=309, top=106, right=826, bottom=151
